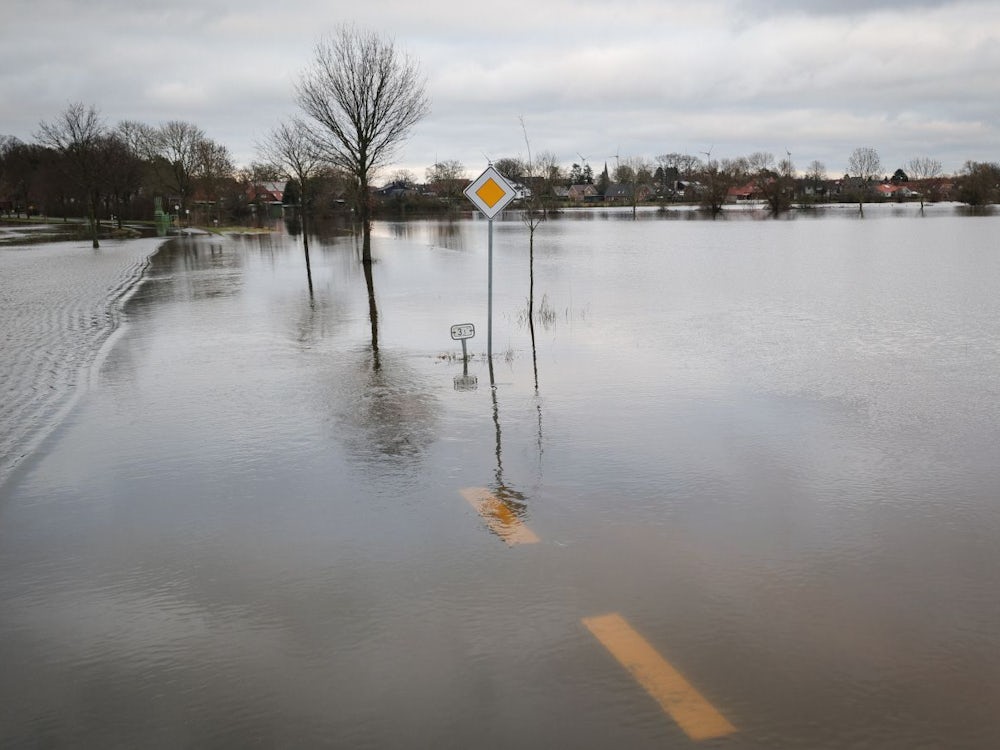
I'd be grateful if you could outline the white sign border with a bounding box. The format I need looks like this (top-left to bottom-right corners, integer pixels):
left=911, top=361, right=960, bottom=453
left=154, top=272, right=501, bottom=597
left=464, top=165, right=518, bottom=219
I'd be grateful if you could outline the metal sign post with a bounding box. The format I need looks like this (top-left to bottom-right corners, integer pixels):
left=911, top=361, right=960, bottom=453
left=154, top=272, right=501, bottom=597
left=463, top=166, right=518, bottom=368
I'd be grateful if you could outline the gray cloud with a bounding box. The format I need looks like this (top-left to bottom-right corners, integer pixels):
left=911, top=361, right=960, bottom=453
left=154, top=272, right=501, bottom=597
left=2, top=0, right=997, bottom=178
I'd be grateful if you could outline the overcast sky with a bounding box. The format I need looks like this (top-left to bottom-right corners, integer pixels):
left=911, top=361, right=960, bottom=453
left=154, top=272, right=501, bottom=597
left=3, top=0, right=998, bottom=180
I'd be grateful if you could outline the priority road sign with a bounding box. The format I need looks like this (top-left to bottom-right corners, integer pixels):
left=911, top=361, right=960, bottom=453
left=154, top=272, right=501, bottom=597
left=464, top=166, right=518, bottom=219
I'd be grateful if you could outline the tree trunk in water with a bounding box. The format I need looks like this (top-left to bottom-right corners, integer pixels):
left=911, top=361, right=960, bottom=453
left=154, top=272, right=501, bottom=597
left=301, top=208, right=313, bottom=298
left=363, top=233, right=380, bottom=371
left=528, top=229, right=538, bottom=392
left=361, top=220, right=373, bottom=264
left=359, top=174, right=373, bottom=265
left=89, top=191, right=100, bottom=248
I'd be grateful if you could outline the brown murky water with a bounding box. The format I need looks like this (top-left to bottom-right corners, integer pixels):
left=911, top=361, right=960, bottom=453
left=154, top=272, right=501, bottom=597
left=2, top=206, right=999, bottom=747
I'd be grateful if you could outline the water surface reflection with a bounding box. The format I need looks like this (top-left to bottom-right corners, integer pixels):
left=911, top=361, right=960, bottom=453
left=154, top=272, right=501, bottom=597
left=2, top=209, right=1000, bottom=748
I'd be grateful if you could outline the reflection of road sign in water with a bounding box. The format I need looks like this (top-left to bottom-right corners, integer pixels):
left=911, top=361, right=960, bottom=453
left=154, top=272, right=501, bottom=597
left=453, top=374, right=478, bottom=391
left=451, top=323, right=475, bottom=340
left=464, top=166, right=517, bottom=219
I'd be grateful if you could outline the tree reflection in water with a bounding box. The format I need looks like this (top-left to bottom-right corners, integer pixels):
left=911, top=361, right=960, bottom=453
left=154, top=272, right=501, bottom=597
left=330, top=229, right=437, bottom=469
left=284, top=214, right=314, bottom=298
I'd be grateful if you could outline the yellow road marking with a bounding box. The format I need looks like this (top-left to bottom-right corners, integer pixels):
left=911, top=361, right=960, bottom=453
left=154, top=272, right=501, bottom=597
left=582, top=613, right=736, bottom=741
left=460, top=487, right=540, bottom=545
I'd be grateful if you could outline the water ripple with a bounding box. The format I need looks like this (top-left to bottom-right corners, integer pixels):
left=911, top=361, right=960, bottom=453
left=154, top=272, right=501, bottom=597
left=0, top=238, right=165, bottom=487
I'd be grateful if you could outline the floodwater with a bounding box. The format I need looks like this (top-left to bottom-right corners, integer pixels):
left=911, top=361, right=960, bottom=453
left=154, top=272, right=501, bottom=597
left=1, top=205, right=999, bottom=748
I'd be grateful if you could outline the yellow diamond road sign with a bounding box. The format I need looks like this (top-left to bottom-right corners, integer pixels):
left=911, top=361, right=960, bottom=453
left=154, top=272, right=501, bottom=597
left=464, top=165, right=518, bottom=219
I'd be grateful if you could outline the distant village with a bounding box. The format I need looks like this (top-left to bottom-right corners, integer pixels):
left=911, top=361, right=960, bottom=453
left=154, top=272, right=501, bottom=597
left=2, top=124, right=998, bottom=227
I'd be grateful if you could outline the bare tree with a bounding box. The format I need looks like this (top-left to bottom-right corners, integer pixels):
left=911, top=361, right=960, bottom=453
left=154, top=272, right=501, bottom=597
left=518, top=119, right=547, bottom=391
left=614, top=156, right=652, bottom=218
left=390, top=169, right=416, bottom=187
left=0, top=136, right=20, bottom=216
left=657, top=152, right=703, bottom=180
left=258, top=118, right=326, bottom=293
left=749, top=151, right=795, bottom=215
left=847, top=146, right=882, bottom=214
left=425, top=159, right=466, bottom=208
left=535, top=151, right=562, bottom=191
left=100, top=131, right=144, bottom=228
left=148, top=121, right=207, bottom=219
left=0, top=138, right=49, bottom=218
left=493, top=157, right=527, bottom=185
left=906, top=156, right=943, bottom=211
left=258, top=118, right=324, bottom=225
left=698, top=156, right=748, bottom=217
left=746, top=151, right=774, bottom=175
left=957, top=160, right=1000, bottom=207
left=116, top=120, right=157, bottom=157
left=36, top=102, right=107, bottom=247
left=296, top=25, right=429, bottom=264
left=195, top=139, right=234, bottom=223
left=804, top=160, right=827, bottom=202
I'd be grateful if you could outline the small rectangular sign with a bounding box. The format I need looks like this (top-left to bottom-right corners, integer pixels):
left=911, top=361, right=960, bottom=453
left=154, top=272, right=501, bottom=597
left=450, top=323, right=475, bottom=340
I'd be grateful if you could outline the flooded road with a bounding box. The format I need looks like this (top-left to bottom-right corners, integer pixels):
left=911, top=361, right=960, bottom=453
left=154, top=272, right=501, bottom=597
left=1, top=206, right=999, bottom=747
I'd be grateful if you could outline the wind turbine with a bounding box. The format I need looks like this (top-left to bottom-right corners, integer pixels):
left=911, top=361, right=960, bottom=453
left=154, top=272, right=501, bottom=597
left=606, top=146, right=622, bottom=184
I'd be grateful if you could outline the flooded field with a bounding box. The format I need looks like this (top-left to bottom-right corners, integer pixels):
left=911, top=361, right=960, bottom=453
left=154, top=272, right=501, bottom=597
left=1, top=206, right=999, bottom=748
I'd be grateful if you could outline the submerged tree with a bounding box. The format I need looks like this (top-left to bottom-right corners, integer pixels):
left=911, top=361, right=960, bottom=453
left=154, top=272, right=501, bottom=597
left=518, top=121, right=547, bottom=391
left=749, top=151, right=796, bottom=215
left=614, top=156, right=653, bottom=218
left=906, top=156, right=943, bottom=211
left=847, top=146, right=882, bottom=214
left=957, top=160, right=1000, bottom=207
left=36, top=102, right=107, bottom=247
left=698, top=157, right=747, bottom=217
left=258, top=118, right=324, bottom=259
left=296, top=25, right=429, bottom=264
left=805, top=160, right=827, bottom=203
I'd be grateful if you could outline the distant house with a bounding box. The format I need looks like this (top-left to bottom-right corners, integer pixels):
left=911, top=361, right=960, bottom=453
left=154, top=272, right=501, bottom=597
left=674, top=180, right=702, bottom=198
left=375, top=181, right=419, bottom=200
left=726, top=182, right=758, bottom=202
left=875, top=183, right=919, bottom=200
left=604, top=182, right=653, bottom=203
left=567, top=183, right=598, bottom=202
left=247, top=181, right=284, bottom=204
left=797, top=178, right=832, bottom=199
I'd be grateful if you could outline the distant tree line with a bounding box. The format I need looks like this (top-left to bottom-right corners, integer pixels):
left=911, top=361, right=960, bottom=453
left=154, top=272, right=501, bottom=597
left=0, top=105, right=361, bottom=242
left=414, top=146, right=1000, bottom=218
left=5, top=102, right=1000, bottom=238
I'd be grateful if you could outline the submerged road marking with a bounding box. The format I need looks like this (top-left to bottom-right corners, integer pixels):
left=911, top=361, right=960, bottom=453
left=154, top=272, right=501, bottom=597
left=582, top=613, right=737, bottom=741
left=460, top=487, right=540, bottom=546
